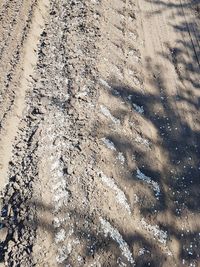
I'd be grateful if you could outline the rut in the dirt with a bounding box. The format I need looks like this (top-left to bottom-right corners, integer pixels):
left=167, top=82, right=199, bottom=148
left=1, top=0, right=102, bottom=266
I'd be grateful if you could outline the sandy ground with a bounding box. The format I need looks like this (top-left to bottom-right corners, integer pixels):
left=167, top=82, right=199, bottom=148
left=0, top=0, right=200, bottom=266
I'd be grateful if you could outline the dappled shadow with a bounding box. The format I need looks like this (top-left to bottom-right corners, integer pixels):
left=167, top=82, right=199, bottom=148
left=96, top=0, right=200, bottom=264
left=100, top=78, right=199, bottom=264
left=144, top=0, right=200, bottom=80
left=0, top=198, right=169, bottom=267
left=104, top=78, right=200, bottom=211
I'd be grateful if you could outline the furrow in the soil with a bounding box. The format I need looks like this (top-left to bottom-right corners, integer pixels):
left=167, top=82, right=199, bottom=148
left=97, top=0, right=200, bottom=266
left=0, top=0, right=48, bottom=191
left=96, top=0, right=173, bottom=265
left=30, top=1, right=118, bottom=265
left=0, top=0, right=50, bottom=265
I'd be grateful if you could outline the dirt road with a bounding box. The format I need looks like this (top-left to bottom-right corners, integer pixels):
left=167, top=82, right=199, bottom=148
left=0, top=0, right=199, bottom=266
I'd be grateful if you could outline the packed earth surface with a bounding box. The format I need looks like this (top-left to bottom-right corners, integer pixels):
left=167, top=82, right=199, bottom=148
left=0, top=0, right=200, bottom=266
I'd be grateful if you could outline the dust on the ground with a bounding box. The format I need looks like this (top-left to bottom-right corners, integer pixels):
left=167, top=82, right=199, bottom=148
left=0, top=0, right=200, bottom=266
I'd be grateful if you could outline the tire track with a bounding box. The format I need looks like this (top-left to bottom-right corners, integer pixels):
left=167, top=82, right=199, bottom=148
left=180, top=0, right=200, bottom=69
left=0, top=0, right=50, bottom=228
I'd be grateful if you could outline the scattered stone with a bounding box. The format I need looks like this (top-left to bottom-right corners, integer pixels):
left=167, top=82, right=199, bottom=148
left=0, top=227, right=8, bottom=242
